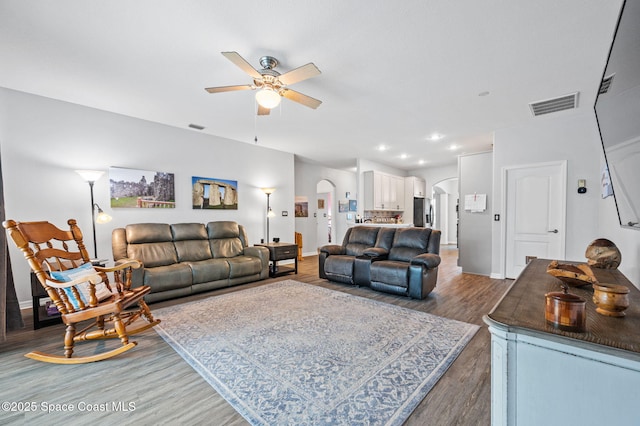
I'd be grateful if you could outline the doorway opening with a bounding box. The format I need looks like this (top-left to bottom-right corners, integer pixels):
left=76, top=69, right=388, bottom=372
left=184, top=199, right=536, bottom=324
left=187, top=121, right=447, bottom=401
left=317, top=179, right=336, bottom=249
left=432, top=177, right=459, bottom=245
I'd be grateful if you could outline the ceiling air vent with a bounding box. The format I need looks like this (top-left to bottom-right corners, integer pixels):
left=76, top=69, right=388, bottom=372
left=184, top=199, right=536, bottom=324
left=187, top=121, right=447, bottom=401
left=529, top=92, right=579, bottom=116
left=599, top=74, right=615, bottom=94
left=188, top=123, right=205, bottom=130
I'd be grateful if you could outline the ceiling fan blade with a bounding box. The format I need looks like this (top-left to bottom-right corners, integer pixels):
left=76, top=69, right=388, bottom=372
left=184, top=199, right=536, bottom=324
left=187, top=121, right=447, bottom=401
left=281, top=89, right=322, bottom=109
left=221, top=51, right=263, bottom=80
left=257, top=104, right=271, bottom=116
left=205, top=84, right=253, bottom=93
left=278, top=63, right=321, bottom=86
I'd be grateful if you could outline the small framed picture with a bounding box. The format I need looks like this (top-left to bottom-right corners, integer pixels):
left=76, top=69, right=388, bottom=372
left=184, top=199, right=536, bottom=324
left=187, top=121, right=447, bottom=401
left=349, top=200, right=357, bottom=211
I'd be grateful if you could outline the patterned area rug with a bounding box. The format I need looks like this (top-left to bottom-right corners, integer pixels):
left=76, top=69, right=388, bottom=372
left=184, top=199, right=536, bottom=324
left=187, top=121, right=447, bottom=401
left=154, top=280, right=479, bottom=425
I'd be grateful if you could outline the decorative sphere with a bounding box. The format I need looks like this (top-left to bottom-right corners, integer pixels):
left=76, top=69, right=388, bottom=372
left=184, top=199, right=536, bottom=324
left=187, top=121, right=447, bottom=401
left=585, top=238, right=621, bottom=269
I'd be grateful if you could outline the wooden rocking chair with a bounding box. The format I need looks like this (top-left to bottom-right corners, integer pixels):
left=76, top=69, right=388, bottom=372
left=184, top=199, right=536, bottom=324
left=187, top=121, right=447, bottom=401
left=3, top=219, right=160, bottom=364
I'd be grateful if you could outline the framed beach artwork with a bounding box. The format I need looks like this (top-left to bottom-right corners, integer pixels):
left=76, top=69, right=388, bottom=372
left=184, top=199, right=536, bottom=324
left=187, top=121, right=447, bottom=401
left=338, top=201, right=348, bottom=213
left=192, top=176, right=238, bottom=209
left=109, top=167, right=175, bottom=208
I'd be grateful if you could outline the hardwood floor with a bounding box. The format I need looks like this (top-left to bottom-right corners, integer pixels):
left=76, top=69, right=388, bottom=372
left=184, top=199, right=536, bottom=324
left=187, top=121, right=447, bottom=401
left=0, top=246, right=511, bottom=425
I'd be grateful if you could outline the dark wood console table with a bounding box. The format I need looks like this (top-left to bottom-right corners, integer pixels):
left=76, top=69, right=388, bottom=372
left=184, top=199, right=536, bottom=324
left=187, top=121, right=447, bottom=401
left=255, top=242, right=298, bottom=278
left=484, top=259, right=640, bottom=425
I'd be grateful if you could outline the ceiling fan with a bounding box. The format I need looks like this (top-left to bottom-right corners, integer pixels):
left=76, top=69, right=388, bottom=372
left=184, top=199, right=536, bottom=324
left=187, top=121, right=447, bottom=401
left=205, top=51, right=322, bottom=115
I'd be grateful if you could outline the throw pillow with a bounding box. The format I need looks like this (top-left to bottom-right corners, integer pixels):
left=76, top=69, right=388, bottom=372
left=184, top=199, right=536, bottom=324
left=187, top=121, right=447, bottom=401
left=50, top=262, right=112, bottom=309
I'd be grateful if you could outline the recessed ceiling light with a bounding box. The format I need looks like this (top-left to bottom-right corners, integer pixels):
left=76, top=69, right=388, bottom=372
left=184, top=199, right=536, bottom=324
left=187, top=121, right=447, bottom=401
left=418, top=159, right=426, bottom=165
left=449, top=144, right=459, bottom=151
left=400, top=153, right=408, bottom=159
left=378, top=145, right=388, bottom=151
left=427, top=133, right=444, bottom=141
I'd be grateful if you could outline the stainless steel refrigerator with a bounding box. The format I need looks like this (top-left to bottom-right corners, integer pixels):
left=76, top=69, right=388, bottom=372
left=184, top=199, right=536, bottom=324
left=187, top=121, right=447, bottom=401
left=413, top=197, right=425, bottom=227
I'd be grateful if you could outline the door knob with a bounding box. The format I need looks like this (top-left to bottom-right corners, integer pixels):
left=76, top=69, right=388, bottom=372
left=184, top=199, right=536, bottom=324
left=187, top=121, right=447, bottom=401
left=548, top=229, right=558, bottom=233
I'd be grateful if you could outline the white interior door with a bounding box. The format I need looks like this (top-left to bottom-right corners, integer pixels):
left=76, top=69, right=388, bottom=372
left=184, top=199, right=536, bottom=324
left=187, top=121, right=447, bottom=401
left=505, top=162, right=566, bottom=279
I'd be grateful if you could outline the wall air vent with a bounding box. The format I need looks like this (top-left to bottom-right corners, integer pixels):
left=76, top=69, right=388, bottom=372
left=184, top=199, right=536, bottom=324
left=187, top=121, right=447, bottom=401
left=529, top=92, right=579, bottom=116
left=599, top=74, right=615, bottom=94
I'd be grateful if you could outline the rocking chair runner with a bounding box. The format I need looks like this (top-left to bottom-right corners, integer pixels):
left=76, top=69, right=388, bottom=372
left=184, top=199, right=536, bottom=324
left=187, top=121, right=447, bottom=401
left=3, top=218, right=160, bottom=364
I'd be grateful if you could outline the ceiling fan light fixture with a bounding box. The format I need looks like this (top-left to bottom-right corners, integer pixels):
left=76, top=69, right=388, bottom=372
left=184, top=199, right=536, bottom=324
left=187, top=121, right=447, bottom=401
left=255, top=88, right=281, bottom=109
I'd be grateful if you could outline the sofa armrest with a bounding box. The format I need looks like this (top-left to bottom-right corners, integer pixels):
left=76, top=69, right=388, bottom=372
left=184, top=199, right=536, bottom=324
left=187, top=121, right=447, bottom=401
left=319, top=244, right=345, bottom=255
left=362, top=247, right=389, bottom=260
left=244, top=246, right=270, bottom=270
left=410, top=253, right=441, bottom=269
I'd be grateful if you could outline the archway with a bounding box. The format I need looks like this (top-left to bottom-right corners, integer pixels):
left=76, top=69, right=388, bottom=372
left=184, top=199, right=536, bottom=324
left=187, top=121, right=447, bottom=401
left=432, top=177, right=459, bottom=245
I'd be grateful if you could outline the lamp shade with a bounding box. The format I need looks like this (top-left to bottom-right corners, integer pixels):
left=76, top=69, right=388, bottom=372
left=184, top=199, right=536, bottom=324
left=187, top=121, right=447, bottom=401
left=261, top=187, right=276, bottom=195
left=255, top=88, right=281, bottom=109
left=76, top=170, right=105, bottom=182
left=95, top=205, right=112, bottom=224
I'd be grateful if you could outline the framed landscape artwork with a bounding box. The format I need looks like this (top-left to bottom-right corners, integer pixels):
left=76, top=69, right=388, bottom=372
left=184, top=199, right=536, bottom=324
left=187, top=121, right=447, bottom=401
left=109, top=167, right=175, bottom=208
left=192, top=176, right=238, bottom=209
left=295, top=196, right=309, bottom=217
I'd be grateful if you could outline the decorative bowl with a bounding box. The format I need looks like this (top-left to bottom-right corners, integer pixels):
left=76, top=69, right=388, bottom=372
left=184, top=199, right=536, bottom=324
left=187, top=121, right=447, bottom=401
left=593, top=283, right=630, bottom=317
left=546, top=260, right=598, bottom=288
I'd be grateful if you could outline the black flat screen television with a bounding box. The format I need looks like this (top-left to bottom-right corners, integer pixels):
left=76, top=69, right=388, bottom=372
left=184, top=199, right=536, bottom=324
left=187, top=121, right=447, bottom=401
left=595, top=0, right=640, bottom=229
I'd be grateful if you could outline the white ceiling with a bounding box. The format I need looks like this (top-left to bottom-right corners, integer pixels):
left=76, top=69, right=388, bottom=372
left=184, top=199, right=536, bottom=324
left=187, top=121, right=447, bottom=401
left=0, top=0, right=624, bottom=171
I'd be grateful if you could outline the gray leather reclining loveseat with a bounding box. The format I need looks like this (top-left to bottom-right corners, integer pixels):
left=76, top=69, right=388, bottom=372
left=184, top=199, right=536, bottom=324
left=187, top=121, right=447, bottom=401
left=319, top=226, right=441, bottom=299
left=112, top=221, right=269, bottom=303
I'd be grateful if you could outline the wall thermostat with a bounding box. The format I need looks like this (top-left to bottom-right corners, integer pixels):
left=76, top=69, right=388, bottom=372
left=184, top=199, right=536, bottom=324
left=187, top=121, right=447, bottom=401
left=578, top=179, right=587, bottom=194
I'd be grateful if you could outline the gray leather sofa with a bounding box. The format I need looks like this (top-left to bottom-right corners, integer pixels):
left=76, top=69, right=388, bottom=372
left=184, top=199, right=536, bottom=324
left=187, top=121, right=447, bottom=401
left=319, top=226, right=441, bottom=299
left=112, top=221, right=269, bottom=303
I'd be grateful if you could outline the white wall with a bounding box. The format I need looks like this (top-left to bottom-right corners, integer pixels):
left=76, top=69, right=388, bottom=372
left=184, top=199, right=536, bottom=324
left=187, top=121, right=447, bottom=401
left=294, top=157, right=356, bottom=254
left=598, top=171, right=640, bottom=286
left=459, top=151, right=492, bottom=275
left=491, top=110, right=640, bottom=284
left=0, top=88, right=295, bottom=305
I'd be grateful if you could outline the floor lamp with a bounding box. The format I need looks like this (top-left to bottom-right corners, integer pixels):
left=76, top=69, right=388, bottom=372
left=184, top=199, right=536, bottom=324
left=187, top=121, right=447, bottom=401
left=261, top=188, right=276, bottom=243
left=76, top=170, right=112, bottom=259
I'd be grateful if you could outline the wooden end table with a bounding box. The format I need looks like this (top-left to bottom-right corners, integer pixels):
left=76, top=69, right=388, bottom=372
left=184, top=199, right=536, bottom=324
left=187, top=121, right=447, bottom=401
left=255, top=242, right=298, bottom=277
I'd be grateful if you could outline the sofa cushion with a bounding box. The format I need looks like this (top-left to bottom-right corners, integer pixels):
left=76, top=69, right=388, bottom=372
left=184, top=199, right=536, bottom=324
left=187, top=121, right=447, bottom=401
left=207, top=221, right=240, bottom=239
left=172, top=223, right=212, bottom=262
left=126, top=223, right=173, bottom=244
left=124, top=223, right=178, bottom=267
left=171, top=223, right=208, bottom=241
left=143, top=263, right=192, bottom=293
left=370, top=260, right=410, bottom=288
left=187, top=259, right=230, bottom=284
left=207, top=221, right=244, bottom=258
left=227, top=256, right=262, bottom=278
left=344, top=226, right=380, bottom=256
left=127, top=242, right=178, bottom=268
left=324, top=255, right=357, bottom=277
left=388, top=228, right=431, bottom=262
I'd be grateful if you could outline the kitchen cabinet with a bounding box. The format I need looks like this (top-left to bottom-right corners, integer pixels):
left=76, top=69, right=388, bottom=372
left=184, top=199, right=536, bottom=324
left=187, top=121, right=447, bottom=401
left=364, top=171, right=405, bottom=211
left=406, top=176, right=426, bottom=197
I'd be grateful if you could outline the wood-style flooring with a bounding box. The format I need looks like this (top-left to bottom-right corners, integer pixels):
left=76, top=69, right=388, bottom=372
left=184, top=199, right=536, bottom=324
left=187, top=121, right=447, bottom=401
left=0, top=246, right=511, bottom=425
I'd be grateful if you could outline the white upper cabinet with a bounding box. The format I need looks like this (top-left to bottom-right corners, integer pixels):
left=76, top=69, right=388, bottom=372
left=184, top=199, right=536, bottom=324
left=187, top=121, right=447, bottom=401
left=364, top=171, right=405, bottom=211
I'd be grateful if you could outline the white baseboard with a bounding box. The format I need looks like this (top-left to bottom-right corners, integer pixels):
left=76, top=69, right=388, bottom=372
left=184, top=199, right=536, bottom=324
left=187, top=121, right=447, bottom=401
left=490, top=273, right=505, bottom=279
